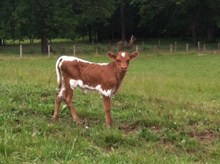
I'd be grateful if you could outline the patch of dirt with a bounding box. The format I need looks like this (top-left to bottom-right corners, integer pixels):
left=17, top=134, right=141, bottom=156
left=119, top=122, right=140, bottom=133
left=188, top=130, right=218, bottom=143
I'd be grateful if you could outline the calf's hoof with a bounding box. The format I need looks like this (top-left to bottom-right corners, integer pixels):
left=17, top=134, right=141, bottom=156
left=53, top=114, right=59, bottom=120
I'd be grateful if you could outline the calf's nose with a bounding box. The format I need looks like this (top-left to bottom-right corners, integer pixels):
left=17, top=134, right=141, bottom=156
left=121, top=65, right=127, bottom=70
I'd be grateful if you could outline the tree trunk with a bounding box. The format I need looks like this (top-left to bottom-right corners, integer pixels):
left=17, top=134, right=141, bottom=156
left=29, top=34, right=34, bottom=44
left=120, top=2, right=126, bottom=42
left=191, top=19, right=198, bottom=45
left=88, top=25, right=92, bottom=43
left=41, top=31, right=48, bottom=54
left=191, top=27, right=197, bottom=44
left=207, top=27, right=215, bottom=42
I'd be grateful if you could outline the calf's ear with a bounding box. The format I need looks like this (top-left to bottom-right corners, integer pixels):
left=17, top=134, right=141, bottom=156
left=107, top=52, right=116, bottom=60
left=129, top=51, right=139, bottom=60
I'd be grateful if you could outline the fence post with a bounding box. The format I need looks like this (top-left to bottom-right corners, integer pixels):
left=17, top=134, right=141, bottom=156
left=203, top=44, right=206, bottom=51
left=170, top=44, right=173, bottom=53
left=218, top=42, right=220, bottom=50
left=48, top=44, right=50, bottom=57
left=186, top=43, right=189, bottom=53
left=198, top=41, right=200, bottom=51
left=20, top=44, right=23, bottom=58
left=158, top=40, right=160, bottom=50
left=117, top=44, right=119, bottom=52
left=142, top=41, right=144, bottom=50
left=96, top=47, right=98, bottom=55
left=136, top=45, right=139, bottom=51
left=175, top=41, right=177, bottom=52
left=73, top=45, right=76, bottom=56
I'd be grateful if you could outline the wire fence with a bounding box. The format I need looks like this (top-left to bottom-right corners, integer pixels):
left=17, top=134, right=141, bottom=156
left=1, top=40, right=220, bottom=58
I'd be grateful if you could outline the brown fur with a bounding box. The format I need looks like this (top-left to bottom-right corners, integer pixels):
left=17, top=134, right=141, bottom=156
left=54, top=51, right=139, bottom=127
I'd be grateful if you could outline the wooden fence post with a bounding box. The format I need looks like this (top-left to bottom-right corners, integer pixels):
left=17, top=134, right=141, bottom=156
left=96, top=47, right=98, bottom=55
left=117, top=44, right=119, bottom=52
left=175, top=41, right=177, bottom=52
left=136, top=45, right=139, bottom=51
left=20, top=44, right=23, bottom=58
left=198, top=41, right=200, bottom=51
left=203, top=44, right=206, bottom=51
left=48, top=44, right=50, bottom=57
left=73, top=45, right=76, bottom=56
left=170, top=44, right=173, bottom=53
left=186, top=43, right=189, bottom=53
left=158, top=40, right=160, bottom=50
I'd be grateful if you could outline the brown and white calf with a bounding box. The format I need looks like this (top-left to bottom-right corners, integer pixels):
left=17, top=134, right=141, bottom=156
left=54, top=51, right=139, bottom=127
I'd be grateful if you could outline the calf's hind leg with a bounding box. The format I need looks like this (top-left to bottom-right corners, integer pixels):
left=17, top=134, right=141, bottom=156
left=53, top=92, right=62, bottom=119
left=64, top=86, right=80, bottom=124
left=54, top=85, right=65, bottom=119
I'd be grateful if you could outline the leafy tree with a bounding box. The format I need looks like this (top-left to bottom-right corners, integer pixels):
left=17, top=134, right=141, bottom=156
left=1, top=0, right=220, bottom=48
left=53, top=0, right=78, bottom=40
left=75, top=0, right=115, bottom=42
left=131, top=0, right=220, bottom=42
left=14, top=0, right=36, bottom=43
left=0, top=0, right=20, bottom=44
left=29, top=0, right=57, bottom=53
left=109, top=0, right=139, bottom=42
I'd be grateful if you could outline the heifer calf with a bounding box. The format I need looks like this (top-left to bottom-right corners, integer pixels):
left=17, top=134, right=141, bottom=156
left=54, top=51, right=139, bottom=127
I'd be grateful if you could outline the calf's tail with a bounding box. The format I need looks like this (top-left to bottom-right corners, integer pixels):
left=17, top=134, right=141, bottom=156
left=55, top=57, right=63, bottom=89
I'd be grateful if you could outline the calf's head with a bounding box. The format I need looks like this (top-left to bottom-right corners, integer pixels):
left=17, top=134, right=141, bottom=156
left=108, top=51, right=139, bottom=72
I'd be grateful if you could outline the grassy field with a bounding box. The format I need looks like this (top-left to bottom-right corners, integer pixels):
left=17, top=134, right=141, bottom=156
left=0, top=50, right=220, bottom=163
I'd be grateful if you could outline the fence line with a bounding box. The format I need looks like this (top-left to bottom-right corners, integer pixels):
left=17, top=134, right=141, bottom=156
left=13, top=41, right=220, bottom=57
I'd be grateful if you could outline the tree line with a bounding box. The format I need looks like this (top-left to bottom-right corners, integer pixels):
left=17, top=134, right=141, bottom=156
left=1, top=0, right=220, bottom=53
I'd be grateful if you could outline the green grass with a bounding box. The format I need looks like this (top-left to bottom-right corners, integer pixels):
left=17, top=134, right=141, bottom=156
left=0, top=52, right=220, bottom=163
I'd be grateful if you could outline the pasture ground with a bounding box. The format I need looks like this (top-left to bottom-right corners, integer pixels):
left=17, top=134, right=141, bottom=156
left=0, top=50, right=220, bottom=163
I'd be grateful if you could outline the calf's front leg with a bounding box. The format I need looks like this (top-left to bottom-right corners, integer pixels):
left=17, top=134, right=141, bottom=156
left=103, top=96, right=112, bottom=127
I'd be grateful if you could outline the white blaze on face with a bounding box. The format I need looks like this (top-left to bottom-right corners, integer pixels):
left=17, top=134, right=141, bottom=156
left=121, top=52, right=126, bottom=58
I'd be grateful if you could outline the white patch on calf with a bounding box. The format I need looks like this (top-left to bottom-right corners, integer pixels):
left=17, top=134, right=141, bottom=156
left=59, top=56, right=108, bottom=66
left=69, top=79, right=113, bottom=97
left=70, top=79, right=83, bottom=89
left=121, top=52, right=126, bottom=58
left=95, top=85, right=113, bottom=97
left=58, top=85, right=66, bottom=98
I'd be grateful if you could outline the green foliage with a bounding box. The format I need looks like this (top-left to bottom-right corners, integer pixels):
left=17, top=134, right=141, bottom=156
left=1, top=0, right=220, bottom=45
left=139, top=128, right=159, bottom=142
